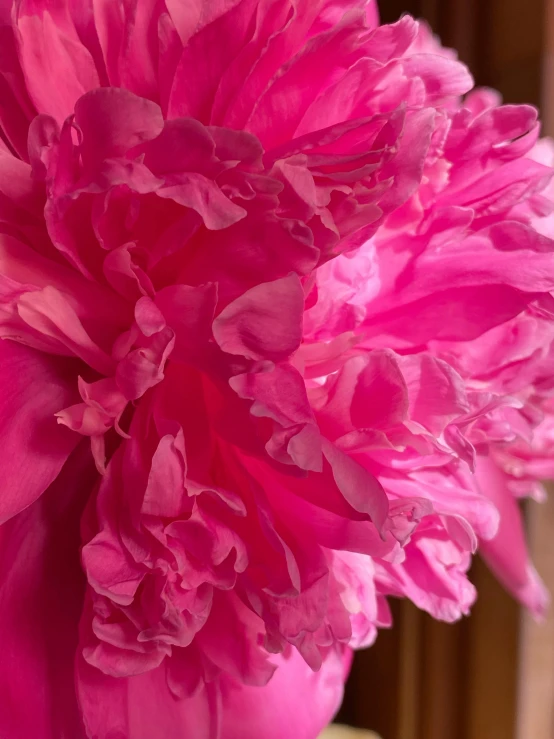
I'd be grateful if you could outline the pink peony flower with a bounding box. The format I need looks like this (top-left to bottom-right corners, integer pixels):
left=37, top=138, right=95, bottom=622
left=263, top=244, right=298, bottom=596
left=0, top=2, right=552, bottom=738
left=309, top=86, right=554, bottom=619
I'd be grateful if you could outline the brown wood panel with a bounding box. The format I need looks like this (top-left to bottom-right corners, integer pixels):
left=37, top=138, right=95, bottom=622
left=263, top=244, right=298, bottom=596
left=463, top=559, right=519, bottom=739
left=337, top=601, right=404, bottom=738
left=341, top=563, right=520, bottom=739
left=378, top=0, right=546, bottom=106
left=542, top=0, right=554, bottom=130
left=485, top=0, right=546, bottom=106
left=378, top=1, right=421, bottom=25
left=516, top=496, right=554, bottom=739
left=418, top=618, right=465, bottom=739
left=396, top=604, right=422, bottom=739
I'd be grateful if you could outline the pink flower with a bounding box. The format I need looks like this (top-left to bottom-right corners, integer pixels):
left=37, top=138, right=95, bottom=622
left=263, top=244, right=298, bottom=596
left=309, top=87, right=554, bottom=619
left=0, top=2, right=552, bottom=738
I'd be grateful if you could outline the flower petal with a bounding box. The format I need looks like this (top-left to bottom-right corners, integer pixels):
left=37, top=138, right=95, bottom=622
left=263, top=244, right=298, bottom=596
left=476, top=456, right=550, bottom=618
left=0, top=443, right=94, bottom=739
left=0, top=340, right=80, bottom=524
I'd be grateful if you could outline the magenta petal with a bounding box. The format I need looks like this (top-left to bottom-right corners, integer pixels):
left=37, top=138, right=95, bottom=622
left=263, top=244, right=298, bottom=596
left=0, top=443, right=94, bottom=739
left=77, top=650, right=218, bottom=739
left=155, top=283, right=218, bottom=363
left=220, top=647, right=351, bottom=739
left=476, top=456, right=549, bottom=618
left=74, top=87, right=164, bottom=168
left=0, top=340, right=80, bottom=524
left=322, top=438, right=389, bottom=531
left=0, top=26, right=36, bottom=158
left=366, top=0, right=379, bottom=26
left=213, top=274, right=304, bottom=361
left=167, top=0, right=253, bottom=122
left=79, top=644, right=350, bottom=739
left=16, top=8, right=100, bottom=123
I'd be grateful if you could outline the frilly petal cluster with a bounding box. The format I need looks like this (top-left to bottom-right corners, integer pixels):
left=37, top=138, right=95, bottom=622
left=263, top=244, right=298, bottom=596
left=0, top=2, right=552, bottom=739
left=308, top=85, right=554, bottom=619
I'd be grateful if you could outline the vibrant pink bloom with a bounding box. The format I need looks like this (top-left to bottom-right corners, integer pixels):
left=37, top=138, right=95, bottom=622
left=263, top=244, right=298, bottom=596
left=309, top=87, right=554, bottom=619
left=0, top=2, right=552, bottom=738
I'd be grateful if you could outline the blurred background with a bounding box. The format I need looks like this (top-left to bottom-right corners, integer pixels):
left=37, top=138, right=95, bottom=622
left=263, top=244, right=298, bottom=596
left=335, top=1, right=554, bottom=738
